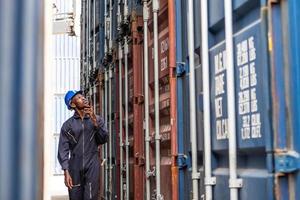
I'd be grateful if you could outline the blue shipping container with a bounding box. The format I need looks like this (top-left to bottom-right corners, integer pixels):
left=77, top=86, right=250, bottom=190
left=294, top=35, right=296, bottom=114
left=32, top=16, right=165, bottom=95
left=177, top=0, right=300, bottom=199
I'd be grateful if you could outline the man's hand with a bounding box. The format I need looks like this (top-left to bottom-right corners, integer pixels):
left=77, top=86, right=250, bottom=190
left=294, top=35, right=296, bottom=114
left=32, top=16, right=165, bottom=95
left=84, top=105, right=98, bottom=127
left=64, top=170, right=73, bottom=189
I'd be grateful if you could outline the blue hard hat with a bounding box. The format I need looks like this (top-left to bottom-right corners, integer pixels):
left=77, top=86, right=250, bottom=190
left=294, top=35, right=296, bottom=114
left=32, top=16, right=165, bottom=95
left=64, top=90, right=83, bottom=110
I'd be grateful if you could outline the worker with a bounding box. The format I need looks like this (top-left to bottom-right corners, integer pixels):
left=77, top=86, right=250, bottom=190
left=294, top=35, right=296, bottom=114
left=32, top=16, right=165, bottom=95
left=58, top=90, right=108, bottom=200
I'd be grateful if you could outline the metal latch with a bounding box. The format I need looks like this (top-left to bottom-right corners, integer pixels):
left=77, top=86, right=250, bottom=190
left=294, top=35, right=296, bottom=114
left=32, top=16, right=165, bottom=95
left=134, top=94, right=144, bottom=105
left=275, top=150, right=300, bottom=173
left=192, top=172, right=201, bottom=180
left=157, top=194, right=164, bottom=200
left=146, top=167, right=156, bottom=178
left=135, top=153, right=145, bottom=166
left=229, top=178, right=243, bottom=188
left=204, top=177, right=216, bottom=186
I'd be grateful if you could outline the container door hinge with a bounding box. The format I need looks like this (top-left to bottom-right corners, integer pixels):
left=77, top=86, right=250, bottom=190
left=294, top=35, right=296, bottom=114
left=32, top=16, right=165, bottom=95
left=177, top=154, right=188, bottom=169
left=275, top=150, right=300, bottom=173
left=176, top=62, right=186, bottom=76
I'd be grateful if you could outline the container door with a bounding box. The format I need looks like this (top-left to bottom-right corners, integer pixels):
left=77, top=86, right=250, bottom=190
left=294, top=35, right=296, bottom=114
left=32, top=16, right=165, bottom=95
left=177, top=0, right=300, bottom=199
left=207, top=0, right=273, bottom=199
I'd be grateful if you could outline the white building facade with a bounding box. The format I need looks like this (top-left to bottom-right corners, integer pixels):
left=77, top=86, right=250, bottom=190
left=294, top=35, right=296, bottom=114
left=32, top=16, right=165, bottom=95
left=44, top=0, right=81, bottom=199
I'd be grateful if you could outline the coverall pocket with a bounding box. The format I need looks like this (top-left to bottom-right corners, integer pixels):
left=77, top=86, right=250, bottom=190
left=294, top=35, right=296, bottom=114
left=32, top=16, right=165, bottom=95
left=65, top=130, right=78, bottom=145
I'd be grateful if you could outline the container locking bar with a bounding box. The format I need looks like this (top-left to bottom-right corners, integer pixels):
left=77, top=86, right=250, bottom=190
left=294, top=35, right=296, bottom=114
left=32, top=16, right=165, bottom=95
left=275, top=150, right=300, bottom=173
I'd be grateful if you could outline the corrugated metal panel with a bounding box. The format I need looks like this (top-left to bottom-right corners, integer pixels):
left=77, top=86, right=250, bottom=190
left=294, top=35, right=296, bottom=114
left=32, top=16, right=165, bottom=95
left=0, top=0, right=44, bottom=199
left=52, top=31, right=80, bottom=175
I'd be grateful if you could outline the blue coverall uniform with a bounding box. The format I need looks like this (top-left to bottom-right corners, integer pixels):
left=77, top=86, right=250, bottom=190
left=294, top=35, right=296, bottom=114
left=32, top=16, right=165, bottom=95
left=58, top=112, right=108, bottom=200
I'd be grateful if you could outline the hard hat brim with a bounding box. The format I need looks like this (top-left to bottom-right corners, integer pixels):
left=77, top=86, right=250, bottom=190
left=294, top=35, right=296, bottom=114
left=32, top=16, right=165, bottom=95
left=68, top=90, right=83, bottom=110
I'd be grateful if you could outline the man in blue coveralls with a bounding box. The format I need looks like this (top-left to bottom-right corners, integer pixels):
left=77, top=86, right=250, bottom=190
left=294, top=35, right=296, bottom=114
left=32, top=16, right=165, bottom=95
left=58, top=90, right=108, bottom=200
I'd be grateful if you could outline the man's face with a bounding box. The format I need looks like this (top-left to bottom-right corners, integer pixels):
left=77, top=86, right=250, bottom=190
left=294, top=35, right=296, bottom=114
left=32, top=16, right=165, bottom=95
left=70, top=93, right=89, bottom=110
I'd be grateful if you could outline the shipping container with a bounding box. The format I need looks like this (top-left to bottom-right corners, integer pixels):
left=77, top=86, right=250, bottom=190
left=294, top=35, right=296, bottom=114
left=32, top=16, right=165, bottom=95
left=80, top=0, right=300, bottom=199
left=177, top=0, right=300, bottom=200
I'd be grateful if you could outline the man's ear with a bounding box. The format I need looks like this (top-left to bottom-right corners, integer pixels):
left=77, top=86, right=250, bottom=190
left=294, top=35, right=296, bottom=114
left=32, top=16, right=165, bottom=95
left=70, top=101, right=76, bottom=109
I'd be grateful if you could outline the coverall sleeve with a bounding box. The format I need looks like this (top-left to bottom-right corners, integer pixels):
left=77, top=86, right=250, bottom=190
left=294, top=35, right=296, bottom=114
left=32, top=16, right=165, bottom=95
left=94, top=115, right=109, bottom=145
left=57, top=125, right=70, bottom=170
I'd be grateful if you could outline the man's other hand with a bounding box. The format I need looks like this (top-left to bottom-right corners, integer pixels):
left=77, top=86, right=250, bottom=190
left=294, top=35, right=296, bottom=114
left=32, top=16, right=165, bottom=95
left=64, top=170, right=73, bottom=189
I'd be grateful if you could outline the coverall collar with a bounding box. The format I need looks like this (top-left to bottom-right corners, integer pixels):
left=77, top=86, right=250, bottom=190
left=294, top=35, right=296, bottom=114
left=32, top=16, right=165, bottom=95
left=73, top=111, right=90, bottom=119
